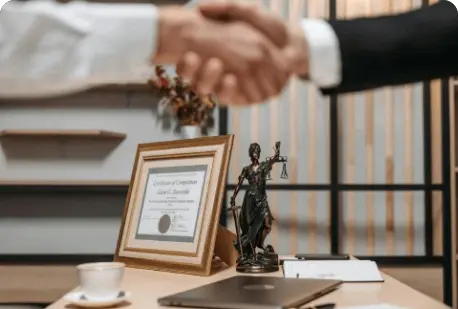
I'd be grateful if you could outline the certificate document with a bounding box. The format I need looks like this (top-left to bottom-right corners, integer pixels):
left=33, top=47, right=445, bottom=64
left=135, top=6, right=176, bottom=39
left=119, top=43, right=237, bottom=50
left=135, top=165, right=208, bottom=243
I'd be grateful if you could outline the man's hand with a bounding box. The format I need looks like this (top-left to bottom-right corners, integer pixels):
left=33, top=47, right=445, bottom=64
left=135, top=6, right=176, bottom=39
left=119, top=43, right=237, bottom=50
left=153, top=6, right=291, bottom=105
left=199, top=2, right=309, bottom=77
left=153, top=6, right=194, bottom=64
left=175, top=2, right=309, bottom=105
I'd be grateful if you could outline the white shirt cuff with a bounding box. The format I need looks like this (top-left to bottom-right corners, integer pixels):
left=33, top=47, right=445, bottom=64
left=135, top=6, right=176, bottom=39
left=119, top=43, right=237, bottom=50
left=301, top=19, right=342, bottom=88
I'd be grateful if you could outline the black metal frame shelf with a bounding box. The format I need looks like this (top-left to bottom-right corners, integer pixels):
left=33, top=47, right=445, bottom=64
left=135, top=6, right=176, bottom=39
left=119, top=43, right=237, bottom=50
left=0, top=183, right=443, bottom=194
left=0, top=254, right=443, bottom=267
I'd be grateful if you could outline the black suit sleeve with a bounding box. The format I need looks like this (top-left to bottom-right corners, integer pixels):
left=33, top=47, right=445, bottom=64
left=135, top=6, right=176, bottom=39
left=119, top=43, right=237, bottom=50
left=320, top=1, right=458, bottom=95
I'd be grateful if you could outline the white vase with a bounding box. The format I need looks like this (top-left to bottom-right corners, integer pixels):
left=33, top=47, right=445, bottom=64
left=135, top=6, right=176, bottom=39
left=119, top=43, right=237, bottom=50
left=181, top=125, right=201, bottom=139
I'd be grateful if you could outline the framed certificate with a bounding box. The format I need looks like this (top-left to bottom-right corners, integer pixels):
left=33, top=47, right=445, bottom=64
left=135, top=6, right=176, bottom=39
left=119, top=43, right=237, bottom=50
left=114, top=135, right=234, bottom=276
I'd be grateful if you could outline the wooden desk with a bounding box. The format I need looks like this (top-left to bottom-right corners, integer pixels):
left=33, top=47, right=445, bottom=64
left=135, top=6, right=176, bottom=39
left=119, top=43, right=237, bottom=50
left=46, top=266, right=450, bottom=309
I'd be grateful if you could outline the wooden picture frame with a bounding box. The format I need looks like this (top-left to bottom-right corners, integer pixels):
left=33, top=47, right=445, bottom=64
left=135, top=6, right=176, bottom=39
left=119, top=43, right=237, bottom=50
left=114, top=135, right=234, bottom=276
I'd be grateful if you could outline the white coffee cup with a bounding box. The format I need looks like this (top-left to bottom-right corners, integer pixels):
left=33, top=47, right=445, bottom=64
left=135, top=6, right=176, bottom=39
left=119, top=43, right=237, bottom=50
left=77, top=262, right=125, bottom=301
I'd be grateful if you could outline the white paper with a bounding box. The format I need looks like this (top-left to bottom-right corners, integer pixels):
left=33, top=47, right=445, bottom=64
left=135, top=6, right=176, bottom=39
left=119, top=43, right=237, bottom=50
left=136, top=165, right=207, bottom=241
left=339, top=305, right=408, bottom=309
left=283, top=260, right=384, bottom=282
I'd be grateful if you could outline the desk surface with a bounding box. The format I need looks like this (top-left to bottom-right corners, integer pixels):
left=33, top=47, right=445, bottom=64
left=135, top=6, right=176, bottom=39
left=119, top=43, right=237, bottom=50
left=46, top=266, right=450, bottom=309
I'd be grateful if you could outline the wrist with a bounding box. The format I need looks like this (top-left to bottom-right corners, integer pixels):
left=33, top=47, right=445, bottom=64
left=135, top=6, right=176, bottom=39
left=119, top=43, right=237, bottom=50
left=285, top=24, right=309, bottom=78
left=153, top=7, right=196, bottom=64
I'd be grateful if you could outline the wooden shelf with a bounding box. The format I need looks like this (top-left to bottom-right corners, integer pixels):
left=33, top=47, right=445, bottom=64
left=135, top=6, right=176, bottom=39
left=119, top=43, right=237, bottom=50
left=0, top=130, right=126, bottom=139
left=91, top=83, right=154, bottom=92
left=0, top=182, right=130, bottom=194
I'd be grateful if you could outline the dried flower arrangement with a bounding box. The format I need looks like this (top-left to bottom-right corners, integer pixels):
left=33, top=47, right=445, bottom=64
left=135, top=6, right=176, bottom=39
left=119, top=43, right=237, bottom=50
left=148, top=65, right=216, bottom=132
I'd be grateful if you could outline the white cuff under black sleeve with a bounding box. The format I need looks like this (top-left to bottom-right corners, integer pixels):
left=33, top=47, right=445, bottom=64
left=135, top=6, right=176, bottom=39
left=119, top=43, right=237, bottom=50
left=300, top=18, right=342, bottom=88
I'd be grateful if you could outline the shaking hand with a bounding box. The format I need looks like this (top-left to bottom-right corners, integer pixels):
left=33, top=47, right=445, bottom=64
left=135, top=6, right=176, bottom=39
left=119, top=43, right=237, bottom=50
left=177, top=2, right=309, bottom=105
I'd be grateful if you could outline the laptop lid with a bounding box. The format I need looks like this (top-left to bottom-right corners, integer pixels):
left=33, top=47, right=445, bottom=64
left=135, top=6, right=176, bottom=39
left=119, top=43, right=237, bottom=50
left=157, top=275, right=342, bottom=309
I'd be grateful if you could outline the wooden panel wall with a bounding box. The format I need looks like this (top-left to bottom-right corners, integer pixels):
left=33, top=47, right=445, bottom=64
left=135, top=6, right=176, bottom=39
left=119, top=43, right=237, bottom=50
left=338, top=0, right=444, bottom=256
left=226, top=0, right=443, bottom=256
left=339, top=0, right=423, bottom=256
left=227, top=0, right=331, bottom=255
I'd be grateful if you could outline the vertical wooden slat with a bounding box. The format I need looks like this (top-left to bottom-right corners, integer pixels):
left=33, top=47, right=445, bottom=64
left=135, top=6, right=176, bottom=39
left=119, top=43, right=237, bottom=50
left=384, top=0, right=394, bottom=253
left=229, top=107, right=239, bottom=234
left=396, top=0, right=415, bottom=256
left=228, top=0, right=240, bottom=199
left=340, top=0, right=364, bottom=255
left=363, top=0, right=375, bottom=256
left=387, top=0, right=415, bottom=255
left=306, top=92, right=317, bottom=252
left=342, top=0, right=422, bottom=255
left=385, top=86, right=395, bottom=254
left=366, top=90, right=375, bottom=255
left=268, top=0, right=282, bottom=251
left=328, top=0, right=337, bottom=251
left=431, top=80, right=443, bottom=184
left=228, top=0, right=238, bottom=232
left=448, top=78, right=457, bottom=309
left=224, top=0, right=241, bottom=231
left=306, top=0, right=318, bottom=253
left=319, top=0, right=332, bottom=252
left=432, top=192, right=443, bottom=255
left=288, top=0, right=302, bottom=254
left=315, top=1, right=328, bottom=20
left=431, top=79, right=443, bottom=255
left=230, top=105, right=240, bottom=187
left=377, top=0, right=395, bottom=257
left=249, top=0, right=263, bottom=145
left=336, top=0, right=345, bottom=18
left=404, top=85, right=415, bottom=254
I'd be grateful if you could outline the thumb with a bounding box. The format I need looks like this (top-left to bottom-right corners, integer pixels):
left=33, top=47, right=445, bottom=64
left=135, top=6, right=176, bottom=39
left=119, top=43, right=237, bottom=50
left=198, top=2, right=289, bottom=47
left=198, top=1, right=237, bottom=20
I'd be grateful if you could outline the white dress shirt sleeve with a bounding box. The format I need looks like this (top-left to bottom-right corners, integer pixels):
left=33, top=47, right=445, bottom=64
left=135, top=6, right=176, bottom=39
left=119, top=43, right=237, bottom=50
left=301, top=19, right=342, bottom=89
left=0, top=0, right=158, bottom=99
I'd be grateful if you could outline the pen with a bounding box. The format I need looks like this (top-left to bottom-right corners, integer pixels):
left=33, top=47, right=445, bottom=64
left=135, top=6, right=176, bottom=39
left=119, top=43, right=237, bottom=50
left=303, top=303, right=336, bottom=309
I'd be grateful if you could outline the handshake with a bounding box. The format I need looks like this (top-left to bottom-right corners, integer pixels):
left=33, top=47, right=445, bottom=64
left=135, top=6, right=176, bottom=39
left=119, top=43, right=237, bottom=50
left=153, top=2, right=308, bottom=107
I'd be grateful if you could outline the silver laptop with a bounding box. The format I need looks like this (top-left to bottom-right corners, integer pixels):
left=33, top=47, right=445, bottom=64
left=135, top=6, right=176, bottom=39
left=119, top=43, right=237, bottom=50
left=157, top=275, right=342, bottom=309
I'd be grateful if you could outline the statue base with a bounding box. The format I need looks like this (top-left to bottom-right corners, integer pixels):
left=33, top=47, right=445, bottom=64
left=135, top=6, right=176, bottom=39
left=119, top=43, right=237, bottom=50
left=235, top=252, right=279, bottom=273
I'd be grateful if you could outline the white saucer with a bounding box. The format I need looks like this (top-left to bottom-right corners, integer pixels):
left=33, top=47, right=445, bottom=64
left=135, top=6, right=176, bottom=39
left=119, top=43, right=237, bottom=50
left=63, top=291, right=131, bottom=308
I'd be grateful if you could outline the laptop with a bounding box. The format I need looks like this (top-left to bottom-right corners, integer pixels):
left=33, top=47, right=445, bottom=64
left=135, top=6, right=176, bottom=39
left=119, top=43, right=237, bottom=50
left=157, top=275, right=342, bottom=309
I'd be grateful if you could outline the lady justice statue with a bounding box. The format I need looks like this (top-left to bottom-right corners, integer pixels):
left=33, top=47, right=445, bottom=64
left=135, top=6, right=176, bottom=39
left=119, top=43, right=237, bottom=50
left=229, top=141, right=288, bottom=273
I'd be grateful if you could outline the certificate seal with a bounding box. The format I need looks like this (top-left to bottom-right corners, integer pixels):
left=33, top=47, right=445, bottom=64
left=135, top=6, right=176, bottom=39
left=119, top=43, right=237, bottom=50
left=158, top=214, right=171, bottom=234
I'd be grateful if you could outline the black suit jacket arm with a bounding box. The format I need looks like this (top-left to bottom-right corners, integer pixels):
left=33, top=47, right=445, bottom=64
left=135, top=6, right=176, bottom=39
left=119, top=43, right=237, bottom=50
left=321, top=1, right=458, bottom=95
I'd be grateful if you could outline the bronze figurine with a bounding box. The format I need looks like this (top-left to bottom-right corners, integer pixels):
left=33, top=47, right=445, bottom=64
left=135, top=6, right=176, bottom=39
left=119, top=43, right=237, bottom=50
left=229, top=141, right=288, bottom=273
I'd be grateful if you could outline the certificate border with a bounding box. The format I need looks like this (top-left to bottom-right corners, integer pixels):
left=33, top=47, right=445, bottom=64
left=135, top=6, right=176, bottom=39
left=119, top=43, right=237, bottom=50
left=123, top=152, right=214, bottom=257
left=114, top=135, right=234, bottom=276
